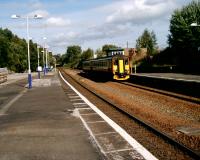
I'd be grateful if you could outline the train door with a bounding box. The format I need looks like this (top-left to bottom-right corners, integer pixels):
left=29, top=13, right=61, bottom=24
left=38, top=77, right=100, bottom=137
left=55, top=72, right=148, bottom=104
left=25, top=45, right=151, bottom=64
left=112, top=57, right=125, bottom=75
left=112, top=56, right=130, bottom=80
left=118, top=59, right=124, bottom=74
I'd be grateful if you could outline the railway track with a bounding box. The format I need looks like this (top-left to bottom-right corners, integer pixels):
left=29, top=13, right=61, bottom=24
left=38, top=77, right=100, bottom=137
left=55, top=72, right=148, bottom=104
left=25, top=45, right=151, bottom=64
left=59, top=68, right=200, bottom=159
left=120, top=81, right=200, bottom=104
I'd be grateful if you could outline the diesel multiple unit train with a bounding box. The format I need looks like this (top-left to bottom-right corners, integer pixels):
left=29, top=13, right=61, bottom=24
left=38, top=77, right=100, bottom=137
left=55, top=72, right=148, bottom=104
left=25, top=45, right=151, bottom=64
left=82, top=48, right=130, bottom=80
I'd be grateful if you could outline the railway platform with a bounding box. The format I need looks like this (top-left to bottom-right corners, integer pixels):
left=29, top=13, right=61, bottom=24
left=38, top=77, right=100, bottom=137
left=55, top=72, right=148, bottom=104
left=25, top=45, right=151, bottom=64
left=0, top=73, right=102, bottom=160
left=0, top=72, right=157, bottom=160
left=132, top=73, right=200, bottom=83
left=130, top=73, right=200, bottom=98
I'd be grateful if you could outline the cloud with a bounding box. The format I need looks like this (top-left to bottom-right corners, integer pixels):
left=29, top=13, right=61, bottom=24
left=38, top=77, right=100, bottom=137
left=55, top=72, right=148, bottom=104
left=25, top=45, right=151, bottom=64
left=28, top=0, right=43, bottom=10
left=46, top=17, right=71, bottom=27
left=48, top=22, right=134, bottom=49
left=28, top=9, right=49, bottom=17
left=105, top=0, right=176, bottom=24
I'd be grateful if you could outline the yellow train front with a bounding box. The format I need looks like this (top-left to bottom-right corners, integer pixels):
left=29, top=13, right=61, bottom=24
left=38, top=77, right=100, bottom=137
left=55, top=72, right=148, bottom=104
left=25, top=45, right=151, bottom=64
left=112, top=55, right=130, bottom=80
left=82, top=48, right=130, bottom=81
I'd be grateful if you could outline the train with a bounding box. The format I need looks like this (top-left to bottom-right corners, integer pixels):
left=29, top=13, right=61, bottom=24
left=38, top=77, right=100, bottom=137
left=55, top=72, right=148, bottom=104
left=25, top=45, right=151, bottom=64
left=82, top=48, right=130, bottom=80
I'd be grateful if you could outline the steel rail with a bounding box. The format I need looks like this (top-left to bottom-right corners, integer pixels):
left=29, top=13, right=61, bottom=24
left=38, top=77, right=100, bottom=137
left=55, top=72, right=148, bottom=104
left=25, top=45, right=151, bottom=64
left=119, top=81, right=200, bottom=104
left=59, top=68, right=200, bottom=159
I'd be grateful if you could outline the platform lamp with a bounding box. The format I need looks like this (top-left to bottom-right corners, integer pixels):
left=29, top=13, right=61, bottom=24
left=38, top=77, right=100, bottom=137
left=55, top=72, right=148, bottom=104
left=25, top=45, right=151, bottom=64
left=11, top=14, right=43, bottom=88
left=37, top=44, right=41, bottom=79
left=42, top=37, right=47, bottom=75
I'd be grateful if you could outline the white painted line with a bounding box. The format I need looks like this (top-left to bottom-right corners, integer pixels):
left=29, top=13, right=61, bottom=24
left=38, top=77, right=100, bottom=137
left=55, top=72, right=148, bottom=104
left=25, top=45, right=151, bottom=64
left=86, top=121, right=105, bottom=124
left=73, top=103, right=88, bottom=106
left=69, top=96, right=80, bottom=98
left=73, top=102, right=86, bottom=105
left=74, top=105, right=89, bottom=108
left=78, top=108, right=92, bottom=110
left=80, top=113, right=97, bottom=116
left=105, top=148, right=133, bottom=154
left=94, top=132, right=116, bottom=136
left=70, top=99, right=83, bottom=101
left=73, top=104, right=88, bottom=106
left=59, top=71, right=158, bottom=160
left=0, top=89, right=27, bottom=115
left=73, top=108, right=106, bottom=156
left=67, top=93, right=77, bottom=96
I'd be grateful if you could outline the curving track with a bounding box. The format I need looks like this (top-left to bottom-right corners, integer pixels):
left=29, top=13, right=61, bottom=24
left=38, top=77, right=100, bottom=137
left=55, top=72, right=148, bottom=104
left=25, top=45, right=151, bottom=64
left=59, top=68, right=200, bottom=160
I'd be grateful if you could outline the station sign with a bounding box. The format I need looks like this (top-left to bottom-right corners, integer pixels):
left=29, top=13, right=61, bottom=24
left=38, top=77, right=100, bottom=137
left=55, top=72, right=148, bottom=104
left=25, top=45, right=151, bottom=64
left=37, top=66, right=42, bottom=72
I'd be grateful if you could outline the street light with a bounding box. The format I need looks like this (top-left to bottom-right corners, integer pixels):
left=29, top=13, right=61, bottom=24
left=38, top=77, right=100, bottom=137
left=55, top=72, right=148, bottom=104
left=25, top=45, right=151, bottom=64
left=37, top=45, right=41, bottom=79
left=11, top=14, right=43, bottom=88
left=191, top=22, right=200, bottom=27
left=52, top=57, right=57, bottom=72
left=46, top=48, right=48, bottom=73
left=43, top=37, right=47, bottom=75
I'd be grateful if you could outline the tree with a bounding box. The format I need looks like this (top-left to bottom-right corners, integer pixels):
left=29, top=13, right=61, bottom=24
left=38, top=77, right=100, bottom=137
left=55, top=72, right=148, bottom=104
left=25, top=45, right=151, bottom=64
left=0, top=36, right=9, bottom=67
left=54, top=54, right=62, bottom=66
left=136, top=29, right=158, bottom=56
left=81, top=48, right=94, bottom=60
left=0, top=28, right=40, bottom=72
left=95, top=48, right=105, bottom=58
left=102, top=44, right=118, bottom=52
left=168, top=1, right=200, bottom=69
left=95, top=44, right=118, bottom=58
left=64, top=45, right=82, bottom=68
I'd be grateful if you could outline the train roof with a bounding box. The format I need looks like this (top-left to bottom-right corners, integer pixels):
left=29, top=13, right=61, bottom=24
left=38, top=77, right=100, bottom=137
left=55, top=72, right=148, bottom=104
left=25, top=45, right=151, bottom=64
left=83, top=54, right=128, bottom=63
left=105, top=48, right=124, bottom=52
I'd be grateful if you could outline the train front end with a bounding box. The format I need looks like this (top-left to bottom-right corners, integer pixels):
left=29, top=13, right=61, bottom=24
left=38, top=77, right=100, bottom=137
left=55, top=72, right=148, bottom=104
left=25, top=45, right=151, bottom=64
left=112, top=55, right=130, bottom=80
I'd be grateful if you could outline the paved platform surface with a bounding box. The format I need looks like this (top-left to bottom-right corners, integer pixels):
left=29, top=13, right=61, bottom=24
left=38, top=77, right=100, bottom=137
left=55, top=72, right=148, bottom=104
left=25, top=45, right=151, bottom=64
left=0, top=73, right=102, bottom=160
left=132, top=73, right=200, bottom=82
left=0, top=72, right=157, bottom=160
left=60, top=72, right=157, bottom=160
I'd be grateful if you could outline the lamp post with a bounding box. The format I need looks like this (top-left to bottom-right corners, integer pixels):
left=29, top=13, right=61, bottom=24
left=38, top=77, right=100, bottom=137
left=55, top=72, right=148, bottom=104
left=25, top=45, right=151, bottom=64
left=46, top=47, right=48, bottom=73
left=52, top=57, right=57, bottom=72
left=190, top=0, right=200, bottom=52
left=11, top=14, right=42, bottom=88
left=43, top=37, right=47, bottom=75
left=37, top=45, right=40, bottom=79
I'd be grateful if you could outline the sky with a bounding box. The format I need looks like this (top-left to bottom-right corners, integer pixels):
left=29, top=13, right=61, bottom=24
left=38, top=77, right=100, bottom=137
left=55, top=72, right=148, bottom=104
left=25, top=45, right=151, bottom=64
left=0, top=0, right=192, bottom=54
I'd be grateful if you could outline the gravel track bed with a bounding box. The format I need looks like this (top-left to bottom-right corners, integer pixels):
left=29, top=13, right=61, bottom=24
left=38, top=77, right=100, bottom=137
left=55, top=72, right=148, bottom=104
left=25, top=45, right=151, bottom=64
left=61, top=69, right=199, bottom=159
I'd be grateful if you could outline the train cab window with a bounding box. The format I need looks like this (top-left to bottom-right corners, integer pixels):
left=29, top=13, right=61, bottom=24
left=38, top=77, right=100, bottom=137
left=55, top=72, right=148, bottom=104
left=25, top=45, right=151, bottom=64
left=114, top=59, right=118, bottom=65
left=125, top=59, right=128, bottom=65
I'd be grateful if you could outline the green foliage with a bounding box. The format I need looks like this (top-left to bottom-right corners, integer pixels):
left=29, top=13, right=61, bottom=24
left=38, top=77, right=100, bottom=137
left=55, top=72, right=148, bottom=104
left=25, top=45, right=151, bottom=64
left=168, top=1, right=200, bottom=69
left=76, top=48, right=94, bottom=69
left=0, top=28, right=29, bottom=72
left=136, top=29, right=158, bottom=56
left=53, top=54, right=62, bottom=65
left=81, top=48, right=94, bottom=60
left=168, top=1, right=200, bottom=50
left=95, top=48, right=105, bottom=58
left=0, top=28, right=56, bottom=73
left=102, top=44, right=118, bottom=52
left=63, top=45, right=82, bottom=68
left=95, top=44, right=118, bottom=58
left=0, top=36, right=9, bottom=67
